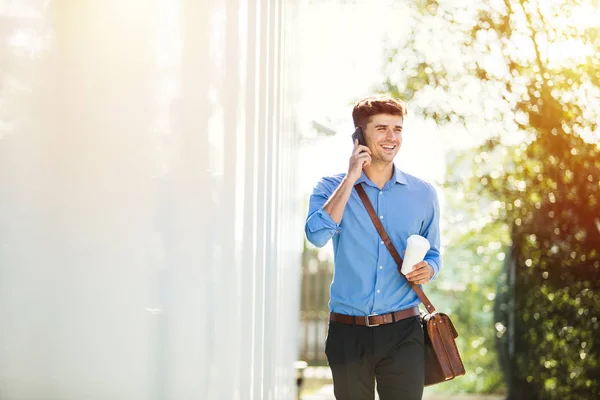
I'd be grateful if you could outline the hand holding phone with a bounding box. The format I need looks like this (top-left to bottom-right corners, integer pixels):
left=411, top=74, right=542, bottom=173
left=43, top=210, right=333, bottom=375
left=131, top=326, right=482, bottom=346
left=348, top=127, right=371, bottom=182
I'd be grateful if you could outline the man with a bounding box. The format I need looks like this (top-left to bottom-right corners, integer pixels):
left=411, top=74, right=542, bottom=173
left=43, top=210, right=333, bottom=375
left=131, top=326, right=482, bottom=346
left=304, top=95, right=441, bottom=400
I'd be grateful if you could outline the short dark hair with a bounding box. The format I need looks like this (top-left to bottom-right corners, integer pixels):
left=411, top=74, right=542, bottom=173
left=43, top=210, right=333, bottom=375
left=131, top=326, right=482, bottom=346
left=352, top=95, right=407, bottom=129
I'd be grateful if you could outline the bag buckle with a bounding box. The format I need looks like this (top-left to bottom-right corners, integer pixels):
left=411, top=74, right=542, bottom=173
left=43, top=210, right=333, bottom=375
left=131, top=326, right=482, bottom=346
left=365, top=313, right=379, bottom=327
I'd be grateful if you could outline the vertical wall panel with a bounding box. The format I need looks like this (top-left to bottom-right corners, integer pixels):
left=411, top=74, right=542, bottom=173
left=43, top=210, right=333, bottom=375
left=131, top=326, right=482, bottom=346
left=0, top=0, right=301, bottom=399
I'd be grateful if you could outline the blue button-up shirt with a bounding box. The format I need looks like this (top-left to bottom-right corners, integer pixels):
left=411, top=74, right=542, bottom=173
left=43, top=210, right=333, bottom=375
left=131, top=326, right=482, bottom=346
left=305, top=167, right=441, bottom=316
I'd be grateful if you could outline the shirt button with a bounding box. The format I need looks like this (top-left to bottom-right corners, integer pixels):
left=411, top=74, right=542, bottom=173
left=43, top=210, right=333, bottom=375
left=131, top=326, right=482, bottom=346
left=379, top=191, right=383, bottom=196
left=380, top=241, right=384, bottom=245
left=379, top=215, right=383, bottom=219
left=379, top=266, right=383, bottom=270
left=376, top=289, right=381, bottom=293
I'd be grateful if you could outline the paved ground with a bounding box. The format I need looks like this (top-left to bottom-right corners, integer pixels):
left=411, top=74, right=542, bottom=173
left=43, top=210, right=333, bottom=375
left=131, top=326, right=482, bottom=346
left=299, top=367, right=505, bottom=400
left=300, top=384, right=336, bottom=400
left=301, top=383, right=505, bottom=400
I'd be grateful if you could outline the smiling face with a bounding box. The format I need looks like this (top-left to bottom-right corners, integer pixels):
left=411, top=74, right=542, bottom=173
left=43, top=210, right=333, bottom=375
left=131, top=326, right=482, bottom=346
left=363, top=113, right=403, bottom=164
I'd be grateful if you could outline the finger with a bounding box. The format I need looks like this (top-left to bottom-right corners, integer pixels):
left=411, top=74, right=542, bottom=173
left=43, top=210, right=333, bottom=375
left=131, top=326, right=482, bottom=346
left=407, top=273, right=429, bottom=284
left=355, top=153, right=372, bottom=164
left=357, top=144, right=372, bottom=154
left=351, top=140, right=360, bottom=156
left=413, top=270, right=433, bottom=283
left=415, top=263, right=433, bottom=279
left=409, top=271, right=429, bottom=281
left=406, top=271, right=429, bottom=281
left=411, top=261, right=428, bottom=271
left=352, top=140, right=363, bottom=156
left=350, top=155, right=370, bottom=172
left=353, top=145, right=371, bottom=157
left=406, top=268, right=429, bottom=279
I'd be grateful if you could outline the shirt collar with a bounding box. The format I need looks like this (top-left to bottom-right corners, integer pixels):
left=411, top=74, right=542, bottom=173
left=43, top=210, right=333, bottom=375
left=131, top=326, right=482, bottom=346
left=394, top=167, right=408, bottom=185
left=355, top=165, right=408, bottom=187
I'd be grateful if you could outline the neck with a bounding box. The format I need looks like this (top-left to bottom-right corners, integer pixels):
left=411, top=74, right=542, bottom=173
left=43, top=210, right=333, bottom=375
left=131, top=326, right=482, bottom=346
left=363, top=161, right=394, bottom=189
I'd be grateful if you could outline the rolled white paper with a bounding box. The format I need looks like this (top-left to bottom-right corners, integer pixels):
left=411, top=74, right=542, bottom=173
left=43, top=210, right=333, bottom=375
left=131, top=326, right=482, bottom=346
left=401, top=234, right=431, bottom=275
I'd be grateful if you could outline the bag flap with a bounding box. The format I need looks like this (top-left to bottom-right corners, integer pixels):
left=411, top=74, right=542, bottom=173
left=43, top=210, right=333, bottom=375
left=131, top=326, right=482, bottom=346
left=442, top=314, right=459, bottom=339
left=425, top=313, right=459, bottom=339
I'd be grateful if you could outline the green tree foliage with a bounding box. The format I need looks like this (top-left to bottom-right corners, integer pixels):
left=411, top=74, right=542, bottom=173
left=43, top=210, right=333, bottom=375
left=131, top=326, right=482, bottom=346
left=380, top=0, right=600, bottom=398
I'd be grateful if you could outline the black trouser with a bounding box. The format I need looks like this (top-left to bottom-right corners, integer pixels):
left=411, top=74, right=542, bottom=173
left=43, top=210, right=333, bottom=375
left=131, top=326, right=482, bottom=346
left=325, top=315, right=424, bottom=400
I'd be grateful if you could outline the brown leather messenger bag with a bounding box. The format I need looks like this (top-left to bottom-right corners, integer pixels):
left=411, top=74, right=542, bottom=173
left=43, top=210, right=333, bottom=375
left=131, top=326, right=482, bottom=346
left=355, top=183, right=466, bottom=386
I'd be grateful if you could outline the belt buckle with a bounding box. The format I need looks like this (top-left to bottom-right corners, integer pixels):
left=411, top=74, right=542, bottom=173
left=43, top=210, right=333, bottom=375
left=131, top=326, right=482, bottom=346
left=365, top=313, right=379, bottom=327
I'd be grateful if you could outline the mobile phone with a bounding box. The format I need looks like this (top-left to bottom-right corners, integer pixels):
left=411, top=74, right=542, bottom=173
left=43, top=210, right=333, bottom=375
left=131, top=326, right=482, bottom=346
left=352, top=126, right=366, bottom=146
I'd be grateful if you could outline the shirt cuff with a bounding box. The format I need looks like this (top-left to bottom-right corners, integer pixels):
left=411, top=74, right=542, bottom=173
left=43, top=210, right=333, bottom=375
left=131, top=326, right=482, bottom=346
left=425, top=259, right=440, bottom=281
left=306, top=208, right=342, bottom=234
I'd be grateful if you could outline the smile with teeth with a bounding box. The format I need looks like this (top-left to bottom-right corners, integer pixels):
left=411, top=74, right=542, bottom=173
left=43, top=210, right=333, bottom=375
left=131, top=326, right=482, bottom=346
left=381, top=144, right=396, bottom=150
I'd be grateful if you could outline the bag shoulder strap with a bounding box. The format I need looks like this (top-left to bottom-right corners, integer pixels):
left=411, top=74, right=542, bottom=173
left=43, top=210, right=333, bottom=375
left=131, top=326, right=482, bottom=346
left=354, top=183, right=437, bottom=314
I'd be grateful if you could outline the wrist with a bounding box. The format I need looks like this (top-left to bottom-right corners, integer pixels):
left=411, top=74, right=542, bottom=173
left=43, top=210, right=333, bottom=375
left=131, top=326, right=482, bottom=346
left=343, top=174, right=359, bottom=186
left=427, top=264, right=435, bottom=278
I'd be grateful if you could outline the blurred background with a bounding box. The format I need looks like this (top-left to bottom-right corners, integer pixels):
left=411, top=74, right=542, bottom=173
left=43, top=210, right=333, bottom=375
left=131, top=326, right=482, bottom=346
left=1, top=0, right=598, bottom=400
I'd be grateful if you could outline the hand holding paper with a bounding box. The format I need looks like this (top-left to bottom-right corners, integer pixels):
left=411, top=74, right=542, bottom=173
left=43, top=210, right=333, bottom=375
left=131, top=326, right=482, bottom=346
left=402, top=235, right=433, bottom=285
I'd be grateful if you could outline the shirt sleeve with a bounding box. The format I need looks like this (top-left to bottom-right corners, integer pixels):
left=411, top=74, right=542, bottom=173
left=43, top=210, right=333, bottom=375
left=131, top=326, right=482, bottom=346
left=304, top=178, right=342, bottom=248
left=421, top=185, right=442, bottom=281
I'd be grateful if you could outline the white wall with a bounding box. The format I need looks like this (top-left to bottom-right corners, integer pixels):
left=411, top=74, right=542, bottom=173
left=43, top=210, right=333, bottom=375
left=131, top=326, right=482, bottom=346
left=0, top=1, right=302, bottom=399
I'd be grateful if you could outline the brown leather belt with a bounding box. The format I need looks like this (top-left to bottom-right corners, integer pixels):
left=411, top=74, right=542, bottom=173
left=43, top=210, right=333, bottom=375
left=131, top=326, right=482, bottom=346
left=330, top=306, right=420, bottom=327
